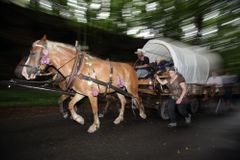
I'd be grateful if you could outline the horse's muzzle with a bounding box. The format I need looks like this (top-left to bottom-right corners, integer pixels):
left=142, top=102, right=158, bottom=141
left=21, top=65, right=40, bottom=80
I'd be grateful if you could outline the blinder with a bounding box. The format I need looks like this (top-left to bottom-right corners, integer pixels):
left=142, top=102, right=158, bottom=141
left=24, top=43, right=50, bottom=77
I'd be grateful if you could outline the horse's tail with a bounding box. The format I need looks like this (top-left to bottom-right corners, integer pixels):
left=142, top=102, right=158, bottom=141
left=121, top=63, right=146, bottom=114
left=116, top=63, right=138, bottom=97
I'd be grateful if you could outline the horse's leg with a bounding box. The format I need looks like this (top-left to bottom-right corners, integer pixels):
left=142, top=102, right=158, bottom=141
left=88, top=96, right=100, bottom=133
left=133, top=96, right=147, bottom=119
left=128, top=92, right=146, bottom=119
left=99, top=95, right=111, bottom=118
left=68, top=94, right=85, bottom=125
left=113, top=93, right=126, bottom=124
left=125, top=82, right=147, bottom=119
left=58, top=95, right=70, bottom=119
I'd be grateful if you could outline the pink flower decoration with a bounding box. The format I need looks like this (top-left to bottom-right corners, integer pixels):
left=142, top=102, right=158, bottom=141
left=148, top=86, right=154, bottom=90
left=42, top=49, right=48, bottom=56
left=92, top=88, right=99, bottom=96
left=117, top=77, right=125, bottom=88
left=40, top=56, right=50, bottom=64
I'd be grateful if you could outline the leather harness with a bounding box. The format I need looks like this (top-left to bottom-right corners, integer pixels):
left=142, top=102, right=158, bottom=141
left=64, top=48, right=117, bottom=97
left=64, top=47, right=84, bottom=90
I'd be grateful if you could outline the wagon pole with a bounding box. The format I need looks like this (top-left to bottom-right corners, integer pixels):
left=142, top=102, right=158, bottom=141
left=9, top=78, right=54, bottom=85
left=1, top=79, right=78, bottom=97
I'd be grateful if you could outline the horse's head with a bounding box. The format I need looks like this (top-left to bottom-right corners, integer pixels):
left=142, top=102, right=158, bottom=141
left=22, top=35, right=50, bottom=80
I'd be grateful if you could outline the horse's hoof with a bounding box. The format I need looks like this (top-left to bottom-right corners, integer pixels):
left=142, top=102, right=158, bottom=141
left=74, top=116, right=84, bottom=125
left=62, top=112, right=69, bottom=119
left=87, top=125, right=98, bottom=133
left=114, top=117, right=123, bottom=125
left=99, top=113, right=104, bottom=118
left=140, top=112, right=147, bottom=119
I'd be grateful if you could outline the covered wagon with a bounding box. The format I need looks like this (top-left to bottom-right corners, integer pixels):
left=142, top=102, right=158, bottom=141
left=137, top=39, right=222, bottom=119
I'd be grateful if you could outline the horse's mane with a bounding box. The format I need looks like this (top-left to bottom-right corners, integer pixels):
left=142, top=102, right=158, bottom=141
left=47, top=40, right=99, bottom=60
left=48, top=41, right=76, bottom=53
left=33, top=40, right=100, bottom=60
left=33, top=40, right=75, bottom=52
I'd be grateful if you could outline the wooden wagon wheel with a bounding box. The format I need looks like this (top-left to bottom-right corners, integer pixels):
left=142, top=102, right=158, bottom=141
left=158, top=100, right=169, bottom=120
left=190, top=98, right=200, bottom=113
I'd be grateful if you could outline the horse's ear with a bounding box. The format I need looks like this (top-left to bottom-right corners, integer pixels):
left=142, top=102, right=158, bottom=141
left=41, top=34, right=47, bottom=42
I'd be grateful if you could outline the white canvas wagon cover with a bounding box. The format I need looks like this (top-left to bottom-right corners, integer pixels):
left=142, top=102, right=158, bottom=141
left=141, top=39, right=221, bottom=84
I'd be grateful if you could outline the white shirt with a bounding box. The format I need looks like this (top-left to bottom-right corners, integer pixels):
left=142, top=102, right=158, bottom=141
left=207, top=76, right=223, bottom=87
left=221, top=74, right=238, bottom=85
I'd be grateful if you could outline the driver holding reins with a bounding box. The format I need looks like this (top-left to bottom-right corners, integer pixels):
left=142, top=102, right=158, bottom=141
left=134, top=49, right=150, bottom=78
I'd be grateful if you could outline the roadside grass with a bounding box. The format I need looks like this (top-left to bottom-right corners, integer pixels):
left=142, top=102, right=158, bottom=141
left=0, top=88, right=60, bottom=108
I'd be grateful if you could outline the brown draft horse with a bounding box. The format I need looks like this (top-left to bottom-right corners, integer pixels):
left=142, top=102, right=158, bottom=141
left=21, top=35, right=146, bottom=133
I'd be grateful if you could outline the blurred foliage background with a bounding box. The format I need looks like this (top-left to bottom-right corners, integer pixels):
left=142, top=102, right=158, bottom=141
left=0, top=88, right=60, bottom=107
left=1, top=0, right=240, bottom=78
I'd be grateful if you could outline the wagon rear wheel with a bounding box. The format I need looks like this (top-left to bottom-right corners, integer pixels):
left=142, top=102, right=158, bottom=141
left=190, top=98, right=200, bottom=114
left=158, top=100, right=169, bottom=120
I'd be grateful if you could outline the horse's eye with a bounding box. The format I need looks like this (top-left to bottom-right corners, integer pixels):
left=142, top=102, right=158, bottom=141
left=31, top=52, right=37, bottom=56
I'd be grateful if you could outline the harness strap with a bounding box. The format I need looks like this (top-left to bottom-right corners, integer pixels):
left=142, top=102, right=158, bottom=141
left=78, top=74, right=134, bottom=98
left=104, top=60, right=113, bottom=95
left=109, top=61, right=113, bottom=84
left=65, top=47, right=83, bottom=90
left=92, top=67, right=101, bottom=92
left=78, top=73, right=137, bottom=117
left=85, top=55, right=101, bottom=92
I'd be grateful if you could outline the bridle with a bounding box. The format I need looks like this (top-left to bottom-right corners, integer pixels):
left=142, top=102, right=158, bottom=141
left=21, top=42, right=85, bottom=91
left=21, top=43, right=74, bottom=77
left=19, top=44, right=47, bottom=76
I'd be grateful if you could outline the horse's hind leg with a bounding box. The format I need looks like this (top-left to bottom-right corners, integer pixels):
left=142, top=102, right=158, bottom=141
left=99, top=95, right=112, bottom=118
left=126, top=85, right=147, bottom=119
left=133, top=96, right=147, bottom=119
left=114, top=93, right=126, bottom=124
left=88, top=96, right=100, bottom=133
left=68, top=94, right=85, bottom=125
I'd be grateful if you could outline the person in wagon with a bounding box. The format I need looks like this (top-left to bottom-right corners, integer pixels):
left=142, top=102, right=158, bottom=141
left=155, top=67, right=191, bottom=127
left=134, top=49, right=150, bottom=78
left=151, top=57, right=170, bottom=75
left=202, top=71, right=223, bottom=101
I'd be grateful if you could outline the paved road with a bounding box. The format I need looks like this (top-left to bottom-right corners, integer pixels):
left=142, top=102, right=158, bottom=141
left=0, top=105, right=240, bottom=160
